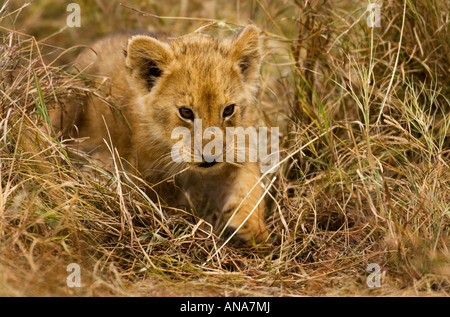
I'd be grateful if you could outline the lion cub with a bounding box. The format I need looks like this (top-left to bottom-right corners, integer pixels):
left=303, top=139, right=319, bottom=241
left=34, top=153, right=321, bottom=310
left=54, top=26, right=268, bottom=245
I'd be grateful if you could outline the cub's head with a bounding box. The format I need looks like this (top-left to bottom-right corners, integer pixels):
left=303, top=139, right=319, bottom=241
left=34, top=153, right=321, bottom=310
left=125, top=26, right=262, bottom=172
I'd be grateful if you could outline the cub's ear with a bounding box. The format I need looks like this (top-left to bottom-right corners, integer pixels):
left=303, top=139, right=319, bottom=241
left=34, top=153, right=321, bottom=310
left=125, top=35, right=174, bottom=91
left=228, top=25, right=261, bottom=83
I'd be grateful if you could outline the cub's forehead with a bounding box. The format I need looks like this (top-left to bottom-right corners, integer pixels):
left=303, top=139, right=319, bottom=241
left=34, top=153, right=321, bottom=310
left=161, top=34, right=244, bottom=99
left=165, top=34, right=241, bottom=83
left=168, top=34, right=231, bottom=59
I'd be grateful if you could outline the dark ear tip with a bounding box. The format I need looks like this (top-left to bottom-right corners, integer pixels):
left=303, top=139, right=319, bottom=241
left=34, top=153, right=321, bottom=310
left=123, top=49, right=127, bottom=57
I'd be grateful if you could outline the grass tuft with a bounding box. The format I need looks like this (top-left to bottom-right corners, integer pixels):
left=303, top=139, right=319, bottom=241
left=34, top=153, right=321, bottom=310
left=0, top=0, right=448, bottom=296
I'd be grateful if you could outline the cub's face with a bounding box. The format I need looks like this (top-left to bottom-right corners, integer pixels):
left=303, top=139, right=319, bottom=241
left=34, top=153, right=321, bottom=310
left=125, top=26, right=262, bottom=172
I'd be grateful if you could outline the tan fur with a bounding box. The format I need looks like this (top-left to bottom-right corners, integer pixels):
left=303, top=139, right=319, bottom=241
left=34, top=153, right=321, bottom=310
left=53, top=26, right=268, bottom=244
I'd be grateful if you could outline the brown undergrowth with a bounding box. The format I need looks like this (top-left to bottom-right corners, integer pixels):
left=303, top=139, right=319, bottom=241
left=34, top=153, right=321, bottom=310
left=0, top=0, right=448, bottom=296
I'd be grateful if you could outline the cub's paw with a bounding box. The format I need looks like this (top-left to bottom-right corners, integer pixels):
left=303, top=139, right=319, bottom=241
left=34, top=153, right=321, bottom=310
left=223, top=225, right=269, bottom=247
left=223, top=206, right=268, bottom=246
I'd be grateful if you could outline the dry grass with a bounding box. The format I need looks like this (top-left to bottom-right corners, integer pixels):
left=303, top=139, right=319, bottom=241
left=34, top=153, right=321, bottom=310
left=0, top=0, right=449, bottom=296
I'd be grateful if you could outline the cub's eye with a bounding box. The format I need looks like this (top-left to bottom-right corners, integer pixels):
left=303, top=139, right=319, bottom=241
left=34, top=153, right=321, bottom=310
left=179, top=108, right=194, bottom=120
left=223, top=104, right=235, bottom=118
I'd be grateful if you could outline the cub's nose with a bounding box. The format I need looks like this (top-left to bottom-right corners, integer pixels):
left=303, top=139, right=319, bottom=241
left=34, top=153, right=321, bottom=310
left=198, top=153, right=222, bottom=168
left=198, top=161, right=217, bottom=168
left=202, top=153, right=222, bottom=163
